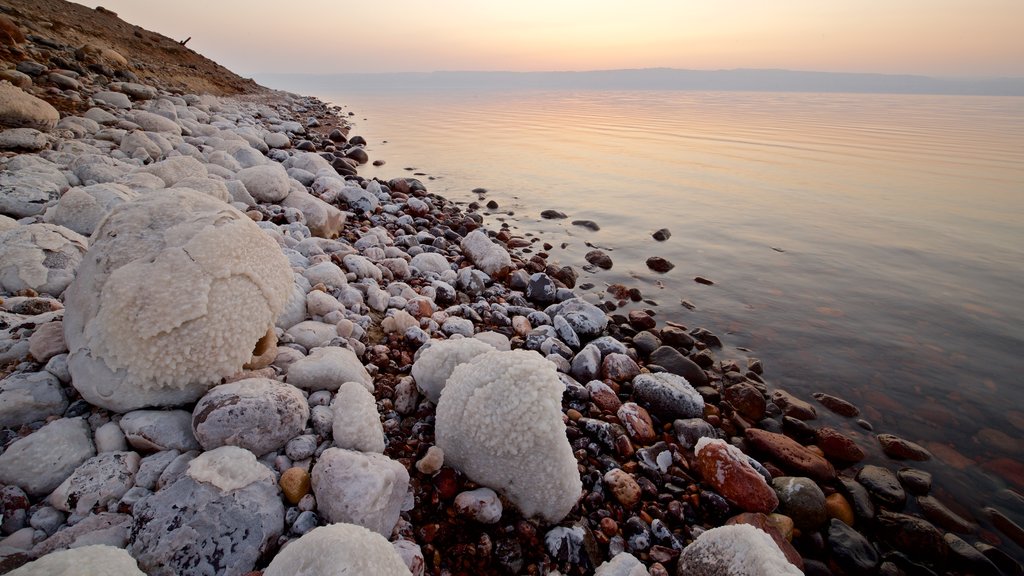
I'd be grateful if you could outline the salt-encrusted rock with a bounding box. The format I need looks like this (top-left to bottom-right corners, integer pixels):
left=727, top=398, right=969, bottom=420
left=0, top=417, right=95, bottom=496
left=0, top=223, right=87, bottom=297
left=133, top=156, right=208, bottom=187
left=546, top=298, right=608, bottom=340
left=0, top=82, right=59, bottom=130
left=43, top=183, right=138, bottom=237
left=282, top=188, right=344, bottom=238
left=95, top=421, right=128, bottom=453
left=595, top=552, right=650, bottom=576
left=0, top=171, right=62, bottom=218
left=677, top=524, right=802, bottom=576
left=192, top=378, right=309, bottom=456
left=436, top=349, right=582, bottom=523
left=393, top=539, right=425, bottom=576
left=674, top=418, right=717, bottom=449
left=695, top=438, right=779, bottom=514
left=460, top=229, right=511, bottom=277
left=28, top=511, right=132, bottom=557
left=632, top=372, right=705, bottom=420
left=0, top=371, right=67, bottom=427
left=128, top=110, right=181, bottom=134
left=332, top=381, right=385, bottom=453
left=306, top=289, right=344, bottom=317
left=237, top=163, right=291, bottom=202
left=344, top=254, right=383, bottom=281
left=63, top=189, right=293, bottom=412
left=8, top=545, right=145, bottom=576
left=129, top=446, right=284, bottom=576
left=0, top=127, right=47, bottom=151
left=311, top=448, right=410, bottom=536
left=410, top=338, right=493, bottom=403
left=285, top=320, right=340, bottom=350
left=264, top=523, right=412, bottom=576
left=49, top=451, right=141, bottom=516
left=409, top=252, right=450, bottom=275
left=454, top=487, right=503, bottom=524
left=118, top=410, right=200, bottom=453
left=302, top=261, right=348, bottom=290
left=287, top=346, right=372, bottom=392
left=93, top=91, right=133, bottom=109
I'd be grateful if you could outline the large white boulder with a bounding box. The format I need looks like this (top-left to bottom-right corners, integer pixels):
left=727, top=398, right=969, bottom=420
left=332, top=381, right=385, bottom=453
left=287, top=346, right=372, bottom=392
left=460, top=230, right=511, bottom=277
left=435, top=349, right=582, bottom=523
left=311, top=448, right=409, bottom=536
left=676, top=524, right=802, bottom=576
left=410, top=338, right=494, bottom=403
left=264, top=523, right=411, bottom=576
left=0, top=223, right=88, bottom=297
left=63, top=189, right=294, bottom=412
left=7, top=545, right=145, bottom=576
left=237, top=163, right=291, bottom=202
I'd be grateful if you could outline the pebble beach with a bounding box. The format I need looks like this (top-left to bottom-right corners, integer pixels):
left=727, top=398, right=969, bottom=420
left=1, top=3, right=1022, bottom=576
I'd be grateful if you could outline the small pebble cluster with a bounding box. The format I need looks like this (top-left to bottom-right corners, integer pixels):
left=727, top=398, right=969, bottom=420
left=1, top=5, right=1023, bottom=576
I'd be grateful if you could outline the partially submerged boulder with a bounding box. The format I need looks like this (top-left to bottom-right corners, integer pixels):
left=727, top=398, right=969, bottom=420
left=435, top=349, right=582, bottom=523
left=263, top=523, right=412, bottom=576
left=63, top=189, right=293, bottom=412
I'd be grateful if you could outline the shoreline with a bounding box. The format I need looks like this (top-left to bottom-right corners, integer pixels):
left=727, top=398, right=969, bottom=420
left=0, top=3, right=1022, bottom=575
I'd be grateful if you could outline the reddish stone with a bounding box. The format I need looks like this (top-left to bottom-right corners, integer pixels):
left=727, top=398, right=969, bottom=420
left=877, top=434, right=931, bottom=461
left=433, top=467, right=460, bottom=500
left=617, top=402, right=658, bottom=445
left=587, top=380, right=622, bottom=413
left=745, top=428, right=836, bottom=481
left=604, top=468, right=642, bottom=508
left=628, top=310, right=657, bottom=330
left=695, top=438, right=779, bottom=514
left=726, top=512, right=804, bottom=571
left=981, top=457, right=1024, bottom=490
left=812, top=392, right=860, bottom=417
left=724, top=382, right=766, bottom=422
left=826, top=493, right=855, bottom=526
left=770, top=389, right=817, bottom=420
left=816, top=426, right=866, bottom=463
left=602, top=353, right=641, bottom=382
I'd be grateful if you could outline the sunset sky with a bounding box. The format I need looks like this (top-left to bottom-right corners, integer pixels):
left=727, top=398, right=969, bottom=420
left=78, top=1, right=1024, bottom=78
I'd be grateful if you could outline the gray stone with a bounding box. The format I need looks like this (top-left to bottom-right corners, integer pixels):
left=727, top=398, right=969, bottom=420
left=648, top=346, right=709, bottom=387
left=134, top=450, right=180, bottom=491
left=120, top=410, right=200, bottom=453
left=570, top=343, right=602, bottom=382
left=0, top=418, right=95, bottom=496
left=92, top=90, right=132, bottom=109
left=28, top=320, right=66, bottom=362
left=0, top=82, right=59, bottom=131
left=112, top=82, right=159, bottom=100
left=286, top=346, right=372, bottom=392
left=237, top=163, right=291, bottom=202
left=632, top=372, right=705, bottom=420
left=546, top=298, right=608, bottom=340
left=0, top=127, right=47, bottom=151
left=0, top=171, right=62, bottom=218
left=42, top=183, right=137, bottom=236
left=49, top=451, right=141, bottom=516
left=674, top=418, right=717, bottom=449
left=0, top=370, right=67, bottom=427
left=285, top=320, right=340, bottom=350
left=30, top=513, right=132, bottom=557
left=192, top=378, right=309, bottom=456
left=128, top=111, right=180, bottom=135
left=311, top=447, right=409, bottom=536
left=772, top=476, right=828, bottom=531
left=0, top=223, right=87, bottom=297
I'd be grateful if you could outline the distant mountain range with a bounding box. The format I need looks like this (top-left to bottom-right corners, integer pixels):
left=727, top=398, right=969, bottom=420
left=257, top=68, right=1024, bottom=96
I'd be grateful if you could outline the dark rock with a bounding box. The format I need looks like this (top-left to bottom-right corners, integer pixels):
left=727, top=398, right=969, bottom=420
left=839, top=477, right=876, bottom=522
left=876, top=511, right=948, bottom=563
left=815, top=426, right=866, bottom=463
left=571, top=220, right=600, bottom=231
left=856, top=465, right=906, bottom=509
left=828, top=518, right=880, bottom=574
left=648, top=346, right=708, bottom=387
left=349, top=135, right=367, bottom=146
left=526, top=273, right=557, bottom=304
left=918, top=495, right=975, bottom=533
left=694, top=276, right=714, bottom=285
left=772, top=476, right=827, bottom=531
left=812, top=392, right=860, bottom=417
left=943, top=533, right=1001, bottom=575
left=659, top=326, right=694, bottom=350
left=877, top=434, right=931, bottom=461
left=628, top=310, right=656, bottom=331
left=541, top=209, right=567, bottom=219
left=652, top=228, right=671, bottom=241
left=645, top=257, right=674, bottom=273
left=975, top=543, right=1024, bottom=576
left=632, top=331, right=661, bottom=357
left=690, top=327, right=723, bottom=348
left=632, top=372, right=704, bottom=421
left=745, top=428, right=836, bottom=481
left=585, top=250, right=613, bottom=269
left=345, top=146, right=369, bottom=165
left=770, top=389, right=817, bottom=420
left=327, top=128, right=347, bottom=143
left=985, top=506, right=1024, bottom=549
left=724, top=382, right=766, bottom=422
left=896, top=468, right=931, bottom=495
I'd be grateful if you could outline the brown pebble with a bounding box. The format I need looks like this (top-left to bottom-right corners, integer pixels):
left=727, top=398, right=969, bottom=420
left=604, top=468, right=642, bottom=508
left=280, top=467, right=310, bottom=505
left=826, top=492, right=855, bottom=526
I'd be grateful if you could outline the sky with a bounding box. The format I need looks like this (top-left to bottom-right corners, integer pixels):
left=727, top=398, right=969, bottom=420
left=76, top=1, right=1024, bottom=78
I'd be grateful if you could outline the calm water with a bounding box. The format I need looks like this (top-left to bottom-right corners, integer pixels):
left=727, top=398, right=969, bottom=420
left=273, top=82, right=1024, bottom=555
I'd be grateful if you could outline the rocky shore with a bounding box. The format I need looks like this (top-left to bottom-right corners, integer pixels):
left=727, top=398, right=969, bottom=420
left=1, top=3, right=1023, bottom=576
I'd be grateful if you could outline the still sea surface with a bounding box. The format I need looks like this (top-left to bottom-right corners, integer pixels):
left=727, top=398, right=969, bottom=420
left=265, top=79, right=1024, bottom=556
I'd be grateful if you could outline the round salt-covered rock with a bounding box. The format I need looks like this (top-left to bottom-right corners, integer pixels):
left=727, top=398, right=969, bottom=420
left=281, top=188, right=345, bottom=239
left=0, top=223, right=88, bottom=297
left=237, top=163, right=291, bottom=203
left=454, top=487, right=503, bottom=524
left=0, top=417, right=95, bottom=496
left=311, top=447, right=410, bottom=536
left=49, top=451, right=141, bottom=516
left=264, top=523, right=411, bottom=576
left=7, top=545, right=145, bottom=576
left=0, top=370, right=67, bottom=427
left=436, top=349, right=582, bottom=523
left=595, top=552, right=650, bottom=576
left=410, top=338, right=493, bottom=404
left=695, top=437, right=779, bottom=514
left=287, top=346, right=373, bottom=392
left=43, top=183, right=138, bottom=237
left=63, top=189, right=293, bottom=412
left=460, top=229, right=511, bottom=277
left=546, top=298, right=608, bottom=340
left=677, top=524, right=802, bottom=576
left=129, top=446, right=284, bottom=576
left=332, top=381, right=385, bottom=453
left=0, top=81, right=60, bottom=131
left=632, top=372, right=705, bottom=420
left=192, top=378, right=309, bottom=456
left=409, top=252, right=450, bottom=275
left=0, top=171, right=63, bottom=218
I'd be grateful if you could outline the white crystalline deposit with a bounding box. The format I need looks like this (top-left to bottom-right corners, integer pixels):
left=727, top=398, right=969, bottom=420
left=311, top=448, right=410, bottom=536
left=410, top=337, right=494, bottom=403
left=287, top=346, right=373, bottom=392
left=595, top=552, right=650, bottom=576
left=264, top=523, right=412, bottom=576
left=435, top=349, right=582, bottom=523
left=7, top=545, right=145, bottom=576
left=332, top=381, right=386, bottom=453
left=63, top=189, right=293, bottom=411
left=460, top=229, right=511, bottom=277
left=676, top=524, right=802, bottom=576
left=186, top=445, right=275, bottom=492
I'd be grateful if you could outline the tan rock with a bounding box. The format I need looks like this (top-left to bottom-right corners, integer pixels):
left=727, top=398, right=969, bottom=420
left=28, top=320, right=66, bottom=363
left=826, top=492, right=855, bottom=526
left=280, top=467, right=310, bottom=505
left=0, top=82, right=59, bottom=131
left=603, top=468, right=641, bottom=508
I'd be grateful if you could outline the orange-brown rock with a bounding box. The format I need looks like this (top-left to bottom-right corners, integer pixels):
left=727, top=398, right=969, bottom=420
left=695, top=437, right=779, bottom=514
left=726, top=512, right=804, bottom=571
left=724, top=382, right=766, bottom=422
left=604, top=468, right=642, bottom=508
left=280, top=467, right=311, bottom=505
left=816, top=426, right=866, bottom=463
left=826, top=492, right=856, bottom=526
left=617, top=402, right=658, bottom=445
left=745, top=428, right=836, bottom=481
left=770, top=389, right=817, bottom=420
left=812, top=392, right=860, bottom=417
left=878, top=434, right=931, bottom=461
